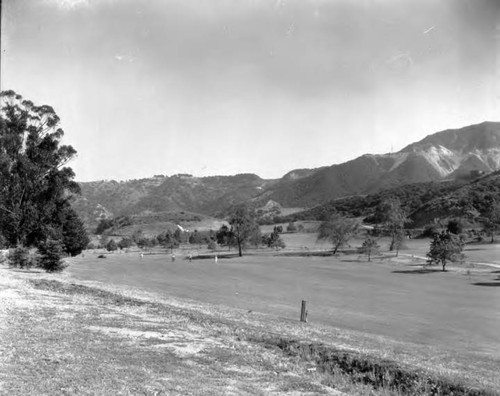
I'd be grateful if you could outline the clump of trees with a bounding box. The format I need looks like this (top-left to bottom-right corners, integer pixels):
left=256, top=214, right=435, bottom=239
left=317, top=213, right=358, bottom=255
left=215, top=224, right=235, bottom=249
left=95, top=216, right=132, bottom=235
left=374, top=197, right=410, bottom=255
left=426, top=231, right=465, bottom=271
left=478, top=202, right=500, bottom=243
left=0, top=90, right=89, bottom=271
left=118, top=237, right=133, bottom=250
left=263, top=226, right=286, bottom=250
left=214, top=205, right=261, bottom=256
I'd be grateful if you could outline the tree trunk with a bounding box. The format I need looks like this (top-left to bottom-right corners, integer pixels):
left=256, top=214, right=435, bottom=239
left=238, top=241, right=242, bottom=257
left=442, top=260, right=446, bottom=272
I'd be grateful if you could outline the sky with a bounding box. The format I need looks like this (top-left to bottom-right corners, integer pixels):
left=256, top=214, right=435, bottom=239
left=1, top=0, right=499, bottom=182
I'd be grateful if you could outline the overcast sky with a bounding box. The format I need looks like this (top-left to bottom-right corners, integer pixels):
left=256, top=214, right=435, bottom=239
left=2, top=0, right=499, bottom=181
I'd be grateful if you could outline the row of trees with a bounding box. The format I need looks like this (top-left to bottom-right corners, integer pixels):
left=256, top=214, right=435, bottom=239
left=0, top=90, right=89, bottom=271
left=315, top=197, right=471, bottom=271
left=95, top=205, right=288, bottom=257
left=316, top=197, right=409, bottom=254
left=98, top=228, right=217, bottom=252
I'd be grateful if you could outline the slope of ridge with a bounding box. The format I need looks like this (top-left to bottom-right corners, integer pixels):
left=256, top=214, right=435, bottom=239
left=402, top=121, right=500, bottom=153
left=410, top=170, right=500, bottom=227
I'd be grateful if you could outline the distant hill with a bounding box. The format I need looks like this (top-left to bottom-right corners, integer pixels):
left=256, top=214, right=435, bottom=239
left=73, top=121, right=500, bottom=230
left=259, top=121, right=500, bottom=207
left=72, top=173, right=278, bottom=229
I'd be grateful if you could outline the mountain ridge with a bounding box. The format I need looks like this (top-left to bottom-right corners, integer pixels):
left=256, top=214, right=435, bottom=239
left=73, top=121, right=500, bottom=227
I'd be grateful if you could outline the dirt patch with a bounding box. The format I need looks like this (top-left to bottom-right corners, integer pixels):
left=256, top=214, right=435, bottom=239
left=87, top=325, right=222, bottom=356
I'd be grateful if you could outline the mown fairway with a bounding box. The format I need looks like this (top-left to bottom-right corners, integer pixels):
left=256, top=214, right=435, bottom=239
left=68, top=240, right=500, bottom=361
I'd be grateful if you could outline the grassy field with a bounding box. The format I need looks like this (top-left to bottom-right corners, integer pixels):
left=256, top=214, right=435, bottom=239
left=68, top=241, right=500, bottom=357
left=2, top=236, right=499, bottom=394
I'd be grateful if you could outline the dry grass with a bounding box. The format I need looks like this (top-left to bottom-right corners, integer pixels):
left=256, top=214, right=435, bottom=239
left=0, top=268, right=367, bottom=395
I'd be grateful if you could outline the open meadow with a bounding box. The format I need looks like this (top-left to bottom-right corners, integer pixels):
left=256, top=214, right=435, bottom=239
left=2, top=236, right=500, bottom=395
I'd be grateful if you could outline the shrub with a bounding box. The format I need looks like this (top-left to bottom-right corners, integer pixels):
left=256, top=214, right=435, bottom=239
left=421, top=224, right=438, bottom=238
left=286, top=222, right=297, bottom=232
left=361, top=237, right=380, bottom=262
left=106, top=239, right=118, bottom=252
left=207, top=240, right=217, bottom=251
left=8, top=246, right=33, bottom=269
left=0, top=234, right=7, bottom=249
left=447, top=218, right=464, bottom=235
left=117, top=237, right=132, bottom=250
left=37, top=239, right=66, bottom=272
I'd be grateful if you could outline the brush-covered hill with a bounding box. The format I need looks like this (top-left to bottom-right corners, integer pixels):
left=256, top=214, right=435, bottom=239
left=272, top=179, right=465, bottom=223
left=409, top=170, right=500, bottom=227
left=72, top=173, right=277, bottom=229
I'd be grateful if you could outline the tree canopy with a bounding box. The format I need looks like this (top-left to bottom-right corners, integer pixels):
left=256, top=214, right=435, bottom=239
left=317, top=213, right=358, bottom=255
left=0, top=90, right=86, bottom=254
left=374, top=197, right=410, bottom=254
left=427, top=231, right=464, bottom=271
left=228, top=205, right=260, bottom=257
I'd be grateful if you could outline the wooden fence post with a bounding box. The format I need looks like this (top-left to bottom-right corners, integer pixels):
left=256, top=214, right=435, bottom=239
left=300, top=300, right=308, bottom=322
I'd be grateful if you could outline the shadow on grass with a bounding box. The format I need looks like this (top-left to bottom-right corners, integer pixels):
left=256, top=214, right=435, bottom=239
left=472, top=282, right=500, bottom=287
left=392, top=268, right=443, bottom=274
left=275, top=251, right=334, bottom=258
left=192, top=253, right=240, bottom=260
